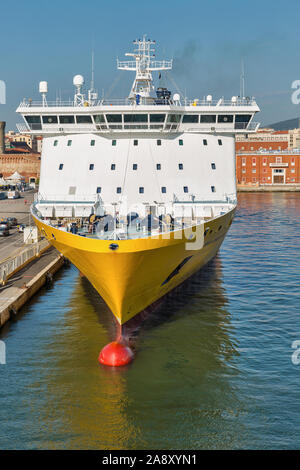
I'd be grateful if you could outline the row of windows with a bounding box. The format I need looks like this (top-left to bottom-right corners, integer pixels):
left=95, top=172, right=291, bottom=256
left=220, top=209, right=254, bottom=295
left=95, top=186, right=216, bottom=194
left=58, top=162, right=217, bottom=171
left=241, top=168, right=296, bottom=174
left=53, top=138, right=223, bottom=147
left=26, top=113, right=251, bottom=126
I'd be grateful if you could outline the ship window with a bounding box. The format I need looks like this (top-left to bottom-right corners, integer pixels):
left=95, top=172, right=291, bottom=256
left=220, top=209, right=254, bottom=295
left=94, top=114, right=105, bottom=123
left=211, top=163, right=216, bottom=169
left=161, top=186, right=166, bottom=193
left=124, top=114, right=148, bottom=122
left=42, top=115, right=58, bottom=124
left=106, top=114, right=122, bottom=123
left=139, top=187, right=144, bottom=194
left=67, top=140, right=72, bottom=146
left=89, top=164, right=94, bottom=170
left=133, top=164, right=138, bottom=170
left=90, top=140, right=95, bottom=146
left=116, top=187, right=121, bottom=194
left=178, top=163, right=183, bottom=170
left=211, top=186, right=216, bottom=192
left=203, top=139, right=208, bottom=145
left=111, top=164, right=116, bottom=170
left=54, top=140, right=58, bottom=146
left=76, top=115, right=92, bottom=124
left=156, top=164, right=161, bottom=170
left=150, top=114, right=165, bottom=122
left=218, top=139, right=222, bottom=146
left=235, top=114, right=252, bottom=123
left=167, top=114, right=181, bottom=123
left=59, top=115, right=75, bottom=124
left=200, top=115, right=216, bottom=123
left=112, top=140, right=117, bottom=146
left=157, top=139, right=161, bottom=146
left=179, top=139, right=183, bottom=146
left=134, top=140, right=138, bottom=146
left=182, top=115, right=199, bottom=123
left=183, top=186, right=188, bottom=193
left=96, top=187, right=101, bottom=193
left=218, top=115, right=233, bottom=123
left=25, top=115, right=41, bottom=124
left=58, top=164, right=63, bottom=170
left=69, top=186, right=76, bottom=195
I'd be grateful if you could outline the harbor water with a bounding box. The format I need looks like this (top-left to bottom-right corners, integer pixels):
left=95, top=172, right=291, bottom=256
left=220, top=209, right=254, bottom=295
left=0, top=192, right=299, bottom=449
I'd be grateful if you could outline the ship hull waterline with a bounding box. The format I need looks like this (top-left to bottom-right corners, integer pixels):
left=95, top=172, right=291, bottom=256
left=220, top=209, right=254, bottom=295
left=32, top=208, right=235, bottom=325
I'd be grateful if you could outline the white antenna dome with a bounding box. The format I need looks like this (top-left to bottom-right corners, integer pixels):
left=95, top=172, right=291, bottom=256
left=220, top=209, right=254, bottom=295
left=173, top=93, right=180, bottom=101
left=73, top=75, right=85, bottom=87
left=39, top=81, right=48, bottom=93
left=206, top=95, right=212, bottom=102
left=231, top=96, right=237, bottom=103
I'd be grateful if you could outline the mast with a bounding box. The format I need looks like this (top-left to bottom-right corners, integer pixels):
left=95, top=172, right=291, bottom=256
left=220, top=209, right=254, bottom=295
left=117, top=35, right=172, bottom=100
left=240, top=59, right=245, bottom=99
left=88, top=50, right=98, bottom=104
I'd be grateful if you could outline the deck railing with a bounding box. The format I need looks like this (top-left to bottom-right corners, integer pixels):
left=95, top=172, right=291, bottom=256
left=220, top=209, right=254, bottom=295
left=18, top=97, right=257, bottom=108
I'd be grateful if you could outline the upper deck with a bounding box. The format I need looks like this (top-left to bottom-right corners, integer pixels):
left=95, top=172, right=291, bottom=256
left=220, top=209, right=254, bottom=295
left=16, top=36, right=260, bottom=136
left=16, top=97, right=260, bottom=135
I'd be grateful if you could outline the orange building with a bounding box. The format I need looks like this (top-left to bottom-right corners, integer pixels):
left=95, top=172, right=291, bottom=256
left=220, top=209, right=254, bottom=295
left=236, top=151, right=300, bottom=185
left=0, top=149, right=40, bottom=183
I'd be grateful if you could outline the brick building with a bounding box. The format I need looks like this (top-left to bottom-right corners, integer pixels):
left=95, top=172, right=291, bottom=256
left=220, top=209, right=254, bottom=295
left=0, top=150, right=41, bottom=183
left=235, top=126, right=300, bottom=186
left=0, top=122, right=40, bottom=184
left=236, top=129, right=289, bottom=152
left=236, top=151, right=300, bottom=185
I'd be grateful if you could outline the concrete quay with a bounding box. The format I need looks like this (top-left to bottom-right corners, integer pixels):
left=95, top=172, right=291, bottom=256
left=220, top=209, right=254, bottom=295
left=0, top=190, right=65, bottom=328
left=0, top=246, right=64, bottom=328
left=237, top=184, right=300, bottom=192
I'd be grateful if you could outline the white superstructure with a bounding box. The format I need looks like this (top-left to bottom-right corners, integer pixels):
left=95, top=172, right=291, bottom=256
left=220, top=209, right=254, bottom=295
left=17, top=36, right=260, bottom=222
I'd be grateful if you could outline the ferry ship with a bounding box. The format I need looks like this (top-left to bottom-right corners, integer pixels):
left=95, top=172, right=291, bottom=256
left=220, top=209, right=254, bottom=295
left=17, top=37, right=260, bottom=365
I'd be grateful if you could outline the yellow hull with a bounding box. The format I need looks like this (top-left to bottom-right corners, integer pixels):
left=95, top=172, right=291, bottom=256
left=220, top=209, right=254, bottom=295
left=33, top=209, right=235, bottom=324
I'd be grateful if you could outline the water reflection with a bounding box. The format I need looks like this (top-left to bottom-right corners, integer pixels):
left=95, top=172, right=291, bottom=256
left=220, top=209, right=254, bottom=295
left=35, top=257, right=247, bottom=449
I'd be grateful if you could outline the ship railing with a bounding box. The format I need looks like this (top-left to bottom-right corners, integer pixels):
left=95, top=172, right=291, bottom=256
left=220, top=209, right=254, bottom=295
left=186, top=122, right=260, bottom=133
left=35, top=193, right=98, bottom=203
left=18, top=97, right=257, bottom=108
left=224, top=193, right=237, bottom=205
left=17, top=121, right=259, bottom=135
left=16, top=122, right=181, bottom=134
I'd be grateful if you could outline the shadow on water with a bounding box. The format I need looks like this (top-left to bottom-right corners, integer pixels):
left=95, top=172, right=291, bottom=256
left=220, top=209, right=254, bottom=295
left=63, top=255, right=248, bottom=450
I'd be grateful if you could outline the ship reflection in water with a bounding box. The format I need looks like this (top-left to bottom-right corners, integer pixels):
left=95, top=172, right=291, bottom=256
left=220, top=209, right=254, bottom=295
left=0, top=192, right=299, bottom=449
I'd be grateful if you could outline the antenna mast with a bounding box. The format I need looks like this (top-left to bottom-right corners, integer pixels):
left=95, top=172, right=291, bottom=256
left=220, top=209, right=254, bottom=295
left=88, top=50, right=98, bottom=104
left=240, top=60, right=245, bottom=99
left=117, top=35, right=172, bottom=100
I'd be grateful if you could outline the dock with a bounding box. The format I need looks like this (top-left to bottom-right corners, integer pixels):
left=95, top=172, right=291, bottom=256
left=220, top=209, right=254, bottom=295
left=0, top=191, right=64, bottom=328
left=0, top=246, right=64, bottom=327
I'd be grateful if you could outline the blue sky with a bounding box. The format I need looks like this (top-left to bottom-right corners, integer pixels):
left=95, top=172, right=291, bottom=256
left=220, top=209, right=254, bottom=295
left=1, top=0, right=300, bottom=129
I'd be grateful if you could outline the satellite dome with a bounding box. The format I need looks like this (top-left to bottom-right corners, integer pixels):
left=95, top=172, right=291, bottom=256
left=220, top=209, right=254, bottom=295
left=206, top=95, right=212, bottom=102
left=173, top=93, right=180, bottom=101
left=73, top=75, right=85, bottom=87
left=39, top=81, right=48, bottom=93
